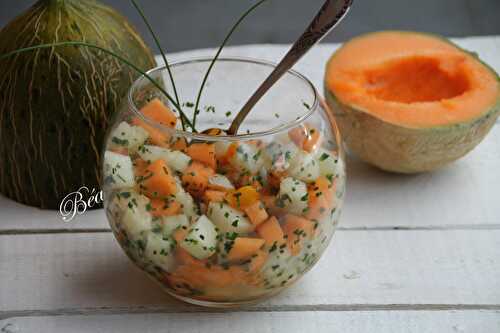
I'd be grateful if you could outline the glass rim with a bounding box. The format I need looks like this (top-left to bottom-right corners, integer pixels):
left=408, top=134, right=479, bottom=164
left=128, top=56, right=320, bottom=141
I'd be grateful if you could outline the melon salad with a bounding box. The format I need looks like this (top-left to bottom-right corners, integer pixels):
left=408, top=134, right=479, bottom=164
left=103, top=98, right=344, bottom=301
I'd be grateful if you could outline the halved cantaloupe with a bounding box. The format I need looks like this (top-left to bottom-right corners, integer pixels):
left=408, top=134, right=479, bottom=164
left=325, top=31, right=500, bottom=173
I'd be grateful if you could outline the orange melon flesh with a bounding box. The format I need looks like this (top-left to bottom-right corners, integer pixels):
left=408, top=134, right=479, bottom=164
left=326, top=31, right=499, bottom=128
left=325, top=31, right=500, bottom=173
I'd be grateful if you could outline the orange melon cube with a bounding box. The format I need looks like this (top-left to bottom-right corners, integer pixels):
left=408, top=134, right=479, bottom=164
left=256, top=216, right=286, bottom=248
left=138, top=159, right=177, bottom=198
left=288, top=124, right=321, bottom=152
left=185, top=143, right=217, bottom=169
left=244, top=200, right=268, bottom=226
left=227, top=237, right=265, bottom=262
left=182, top=162, right=215, bottom=197
left=282, top=214, right=314, bottom=255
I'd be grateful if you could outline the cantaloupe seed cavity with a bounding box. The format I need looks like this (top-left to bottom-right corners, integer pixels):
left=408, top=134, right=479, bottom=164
left=362, top=56, right=470, bottom=104
left=325, top=31, right=499, bottom=173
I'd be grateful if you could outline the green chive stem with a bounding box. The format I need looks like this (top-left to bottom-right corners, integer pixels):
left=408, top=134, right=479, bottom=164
left=129, top=0, right=187, bottom=131
left=192, top=0, right=269, bottom=129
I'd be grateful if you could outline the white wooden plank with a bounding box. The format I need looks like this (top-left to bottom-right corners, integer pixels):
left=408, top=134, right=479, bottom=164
left=1, top=230, right=499, bottom=317
left=0, top=36, right=499, bottom=232
left=0, top=195, right=108, bottom=232
left=1, top=311, right=499, bottom=333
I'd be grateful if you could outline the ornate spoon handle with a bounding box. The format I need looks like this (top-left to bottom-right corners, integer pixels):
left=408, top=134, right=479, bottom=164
left=228, top=0, right=354, bottom=135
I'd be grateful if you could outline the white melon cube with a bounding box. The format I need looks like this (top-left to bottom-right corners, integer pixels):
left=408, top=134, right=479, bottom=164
left=145, top=233, right=176, bottom=272
left=278, top=177, right=309, bottom=215
left=260, top=247, right=296, bottom=288
left=207, top=202, right=254, bottom=234
left=109, top=121, right=148, bottom=152
left=180, top=215, right=218, bottom=260
left=162, top=214, right=190, bottom=236
left=288, top=150, right=320, bottom=183
left=315, top=148, right=341, bottom=179
left=114, top=190, right=152, bottom=239
left=229, top=143, right=265, bottom=174
left=264, top=142, right=299, bottom=172
left=138, top=145, right=191, bottom=172
left=103, top=151, right=135, bottom=190
left=208, top=174, right=234, bottom=190
left=172, top=184, right=199, bottom=219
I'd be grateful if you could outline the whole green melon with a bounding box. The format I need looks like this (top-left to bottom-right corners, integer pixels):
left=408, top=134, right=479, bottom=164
left=0, top=0, right=156, bottom=209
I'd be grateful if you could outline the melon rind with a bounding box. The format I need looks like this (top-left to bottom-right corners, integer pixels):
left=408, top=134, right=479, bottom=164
left=0, top=0, right=156, bottom=208
left=325, top=32, right=500, bottom=173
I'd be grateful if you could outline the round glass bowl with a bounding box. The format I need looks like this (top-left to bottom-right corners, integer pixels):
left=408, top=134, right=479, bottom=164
left=102, top=58, right=345, bottom=307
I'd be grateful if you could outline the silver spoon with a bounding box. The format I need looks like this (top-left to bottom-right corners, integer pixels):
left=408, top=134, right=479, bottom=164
left=227, top=0, right=353, bottom=135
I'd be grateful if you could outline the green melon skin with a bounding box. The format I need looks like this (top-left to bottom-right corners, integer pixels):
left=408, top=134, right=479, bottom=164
left=0, top=0, right=156, bottom=209
left=325, top=91, right=499, bottom=174
left=324, top=35, right=500, bottom=174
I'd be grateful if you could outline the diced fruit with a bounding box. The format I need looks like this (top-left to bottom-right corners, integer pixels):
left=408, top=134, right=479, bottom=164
left=315, top=148, right=340, bottom=179
left=288, top=149, right=320, bottom=183
left=215, top=141, right=231, bottom=159
left=203, top=190, right=226, bottom=204
left=180, top=215, right=218, bottom=260
left=225, top=185, right=260, bottom=209
left=261, top=195, right=288, bottom=217
left=264, top=142, right=298, bottom=172
left=138, top=145, right=191, bottom=172
left=114, top=190, right=152, bottom=239
left=278, top=177, right=309, bottom=216
left=260, top=246, right=294, bottom=288
left=103, top=151, right=135, bottom=190
left=138, top=98, right=177, bottom=128
left=207, top=202, right=254, bottom=234
left=228, top=142, right=264, bottom=174
left=150, top=198, right=181, bottom=217
left=103, top=92, right=346, bottom=300
left=244, top=201, right=268, bottom=226
left=170, top=137, right=188, bottom=151
left=131, top=99, right=177, bottom=147
left=132, top=158, right=149, bottom=176
left=175, top=247, right=207, bottom=267
left=138, top=159, right=177, bottom=198
left=306, top=176, right=336, bottom=221
left=173, top=227, right=189, bottom=245
left=282, top=214, right=314, bottom=255
left=256, top=216, right=286, bottom=248
left=161, top=214, right=190, bottom=237
left=267, top=170, right=286, bottom=190
left=109, top=121, right=149, bottom=153
left=145, top=233, right=175, bottom=272
left=248, top=250, right=268, bottom=273
left=172, top=182, right=199, bottom=219
left=208, top=174, right=234, bottom=191
left=288, top=124, right=321, bottom=152
left=185, top=143, right=217, bottom=169
left=182, top=162, right=215, bottom=196
left=227, top=237, right=265, bottom=262
left=132, top=121, right=169, bottom=147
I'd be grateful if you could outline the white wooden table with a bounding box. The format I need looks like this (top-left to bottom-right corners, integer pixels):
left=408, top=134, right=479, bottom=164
left=1, top=37, right=500, bottom=332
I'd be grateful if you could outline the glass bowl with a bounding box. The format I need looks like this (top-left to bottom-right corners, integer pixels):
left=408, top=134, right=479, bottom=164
left=102, top=57, right=345, bottom=307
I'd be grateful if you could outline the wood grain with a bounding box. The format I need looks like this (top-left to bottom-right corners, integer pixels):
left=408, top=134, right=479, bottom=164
left=1, top=230, right=499, bottom=318
left=1, top=310, right=499, bottom=333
